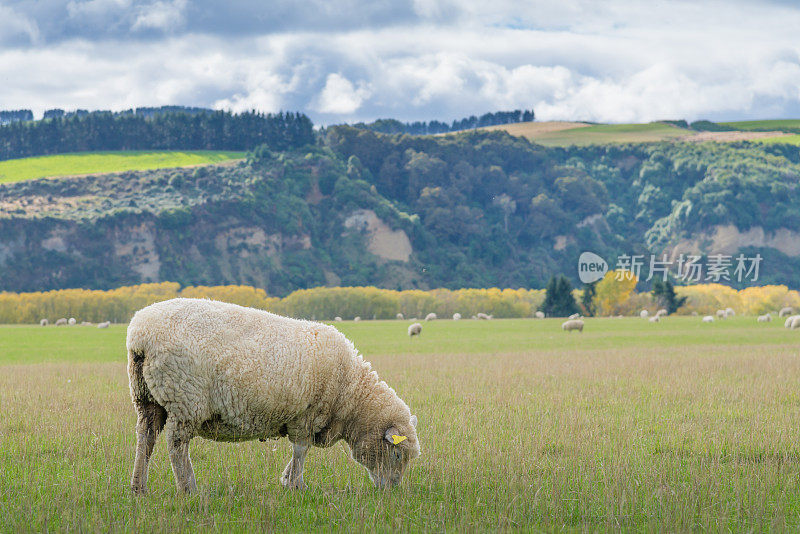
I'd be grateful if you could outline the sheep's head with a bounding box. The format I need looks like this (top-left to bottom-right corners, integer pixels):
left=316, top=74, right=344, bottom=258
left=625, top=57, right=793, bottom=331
left=351, top=414, right=420, bottom=489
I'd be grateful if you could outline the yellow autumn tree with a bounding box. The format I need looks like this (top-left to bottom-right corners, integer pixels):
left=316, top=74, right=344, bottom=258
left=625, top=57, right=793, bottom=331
left=593, top=270, right=639, bottom=316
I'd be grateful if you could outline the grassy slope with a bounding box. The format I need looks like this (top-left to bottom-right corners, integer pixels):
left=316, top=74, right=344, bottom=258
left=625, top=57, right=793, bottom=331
left=0, top=150, right=245, bottom=184
left=719, top=119, right=800, bottom=131
left=3, top=317, right=800, bottom=530
left=482, top=121, right=692, bottom=146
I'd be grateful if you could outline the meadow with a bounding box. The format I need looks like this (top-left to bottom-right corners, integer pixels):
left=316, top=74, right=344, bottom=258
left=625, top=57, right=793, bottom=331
left=484, top=121, right=691, bottom=146
left=2, top=316, right=800, bottom=530
left=0, top=151, right=245, bottom=184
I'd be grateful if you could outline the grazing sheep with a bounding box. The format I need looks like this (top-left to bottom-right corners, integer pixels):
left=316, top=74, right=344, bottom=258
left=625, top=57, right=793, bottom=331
left=691, top=311, right=698, bottom=316
left=97, top=321, right=110, bottom=328
left=757, top=314, right=772, bottom=323
left=81, top=321, right=92, bottom=326
left=780, top=307, right=793, bottom=318
left=702, top=316, right=714, bottom=323
left=424, top=313, right=437, bottom=321
left=656, top=309, right=668, bottom=318
left=396, top=313, right=404, bottom=320
left=40, top=319, right=48, bottom=326
left=68, top=317, right=76, bottom=325
left=471, top=315, right=477, bottom=320
left=534, top=311, right=545, bottom=319
left=561, top=319, right=584, bottom=332
left=353, top=316, right=361, bottom=322
left=725, top=308, right=735, bottom=318
left=476, top=313, right=491, bottom=320
left=568, top=313, right=581, bottom=320
left=127, top=298, right=420, bottom=494
left=55, top=318, right=67, bottom=326
left=334, top=317, right=343, bottom=322
left=639, top=310, right=649, bottom=318
left=716, top=309, right=726, bottom=319
left=785, top=315, right=800, bottom=328
left=408, top=323, right=422, bottom=337
left=452, top=313, right=461, bottom=321
left=649, top=316, right=660, bottom=323
left=791, top=316, right=800, bottom=330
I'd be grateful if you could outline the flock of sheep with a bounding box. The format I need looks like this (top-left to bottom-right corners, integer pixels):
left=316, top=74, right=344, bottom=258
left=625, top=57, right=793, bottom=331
left=40, top=317, right=111, bottom=328
left=405, top=310, right=495, bottom=338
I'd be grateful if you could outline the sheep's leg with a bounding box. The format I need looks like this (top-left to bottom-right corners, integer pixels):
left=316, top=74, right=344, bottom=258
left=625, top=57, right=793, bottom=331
left=280, top=441, right=309, bottom=489
left=165, top=418, right=197, bottom=493
left=131, top=402, right=166, bottom=494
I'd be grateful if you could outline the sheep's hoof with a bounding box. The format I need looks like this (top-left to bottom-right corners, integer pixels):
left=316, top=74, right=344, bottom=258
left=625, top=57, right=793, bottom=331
left=280, top=475, right=307, bottom=490
left=131, top=484, right=147, bottom=496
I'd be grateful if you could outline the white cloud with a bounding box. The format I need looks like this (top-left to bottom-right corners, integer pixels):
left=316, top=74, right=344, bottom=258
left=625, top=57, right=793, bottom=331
left=314, top=73, right=371, bottom=115
left=0, top=5, right=41, bottom=45
left=132, top=0, right=187, bottom=32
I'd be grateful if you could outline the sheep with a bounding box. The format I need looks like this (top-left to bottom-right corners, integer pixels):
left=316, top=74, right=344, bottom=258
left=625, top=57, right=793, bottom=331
left=691, top=311, right=698, bottom=316
left=353, top=316, right=361, bottom=322
left=780, top=307, right=793, bottom=318
left=396, top=313, right=404, bottom=320
left=408, top=322, right=422, bottom=337
left=561, top=319, right=584, bottom=332
left=725, top=308, right=735, bottom=318
left=534, top=311, right=545, bottom=319
left=97, top=321, right=110, bottom=328
left=424, top=313, right=437, bottom=321
left=792, top=316, right=800, bottom=330
left=785, top=315, right=800, bottom=329
left=55, top=318, right=67, bottom=326
left=702, top=315, right=714, bottom=323
left=452, top=313, right=461, bottom=321
left=471, top=315, right=477, bottom=320
left=639, top=310, right=649, bottom=318
left=40, top=319, right=48, bottom=326
left=126, top=298, right=420, bottom=494
left=656, top=309, right=668, bottom=318
left=81, top=321, right=92, bottom=326
left=757, top=314, right=772, bottom=323
left=334, top=317, right=343, bottom=322
left=568, top=313, right=581, bottom=320
left=68, top=317, right=76, bottom=325
left=716, top=309, right=726, bottom=319
left=649, top=316, right=660, bottom=323
left=476, top=313, right=491, bottom=320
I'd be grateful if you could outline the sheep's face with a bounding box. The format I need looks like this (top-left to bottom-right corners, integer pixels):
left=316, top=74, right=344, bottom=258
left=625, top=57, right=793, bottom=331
left=352, top=415, right=420, bottom=489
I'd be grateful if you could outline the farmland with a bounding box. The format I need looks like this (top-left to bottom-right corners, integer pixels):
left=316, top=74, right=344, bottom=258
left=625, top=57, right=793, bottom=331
left=0, top=150, right=245, bottom=184
left=3, top=317, right=800, bottom=530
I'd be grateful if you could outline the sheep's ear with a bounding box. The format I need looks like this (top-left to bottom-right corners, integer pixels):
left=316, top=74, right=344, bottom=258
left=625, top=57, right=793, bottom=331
left=385, top=427, right=407, bottom=445
left=410, top=415, right=418, bottom=428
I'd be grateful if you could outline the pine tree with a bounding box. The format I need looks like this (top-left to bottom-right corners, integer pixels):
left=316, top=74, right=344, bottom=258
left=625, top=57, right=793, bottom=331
left=652, top=279, right=687, bottom=314
left=581, top=281, right=597, bottom=317
left=542, top=275, right=580, bottom=317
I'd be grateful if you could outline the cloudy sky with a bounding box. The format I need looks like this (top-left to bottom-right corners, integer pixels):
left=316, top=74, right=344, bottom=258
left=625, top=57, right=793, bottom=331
left=2, top=0, right=800, bottom=125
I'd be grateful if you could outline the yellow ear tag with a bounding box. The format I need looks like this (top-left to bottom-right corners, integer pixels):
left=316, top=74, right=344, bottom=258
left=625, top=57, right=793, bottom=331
left=391, top=435, right=407, bottom=445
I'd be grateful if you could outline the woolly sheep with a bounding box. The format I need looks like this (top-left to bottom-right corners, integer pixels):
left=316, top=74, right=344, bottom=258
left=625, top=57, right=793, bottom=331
left=334, top=317, right=343, bottom=322
left=568, top=313, right=581, bottom=320
left=396, top=313, right=404, bottom=320
left=408, top=322, right=422, bottom=337
left=476, top=313, right=492, bottom=320
left=55, top=318, right=67, bottom=326
left=649, top=316, right=660, bottom=323
left=561, top=319, right=584, bottom=332
left=353, top=316, right=361, bottom=322
left=780, top=307, right=793, bottom=318
left=656, top=309, right=668, bottom=318
left=424, top=313, right=437, bottom=321
left=97, top=321, right=110, bottom=328
left=81, top=321, right=92, bottom=326
left=785, top=315, right=800, bottom=329
left=452, top=313, right=461, bottom=321
left=534, top=311, right=545, bottom=319
left=702, top=315, right=714, bottom=323
left=716, top=309, right=726, bottom=319
left=691, top=311, right=698, bottom=316
left=40, top=319, right=48, bottom=326
left=725, top=308, right=735, bottom=318
left=757, top=314, right=772, bottom=323
left=68, top=317, right=76, bottom=325
left=127, top=298, right=420, bottom=494
left=639, top=310, right=649, bottom=318
left=791, top=316, right=800, bottom=330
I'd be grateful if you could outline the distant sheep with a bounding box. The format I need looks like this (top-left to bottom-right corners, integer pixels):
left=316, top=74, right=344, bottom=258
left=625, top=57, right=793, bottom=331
left=334, top=317, right=343, bottom=322
left=656, top=309, right=668, bottom=318
left=55, top=318, right=67, bottom=326
left=780, top=307, right=793, bottom=318
left=353, top=316, right=361, bottom=322
left=562, top=319, right=584, bottom=332
left=534, top=311, right=545, bottom=319
left=97, top=321, right=110, bottom=328
left=408, top=323, right=422, bottom=337
left=476, top=313, right=492, bottom=320
left=396, top=313, right=404, bottom=320
left=757, top=314, right=772, bottom=323
left=716, top=309, right=726, bottom=319
left=725, top=308, right=735, bottom=318
left=791, top=316, right=800, bottom=330
left=452, top=313, right=461, bottom=321
left=702, top=316, right=714, bottom=323
left=424, top=313, right=437, bottom=321
left=81, top=321, right=92, bottom=326
left=471, top=315, right=477, bottom=320
left=68, top=317, right=76, bottom=325
left=568, top=313, right=581, bottom=320
left=785, top=315, right=800, bottom=329
left=649, top=316, right=660, bottom=323
left=40, top=319, right=48, bottom=326
left=639, top=310, right=649, bottom=318
left=691, top=311, right=698, bottom=316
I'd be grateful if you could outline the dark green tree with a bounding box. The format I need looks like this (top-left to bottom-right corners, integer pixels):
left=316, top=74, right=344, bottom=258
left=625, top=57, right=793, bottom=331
left=652, top=279, right=687, bottom=314
left=542, top=275, right=580, bottom=317
left=581, top=281, right=597, bottom=317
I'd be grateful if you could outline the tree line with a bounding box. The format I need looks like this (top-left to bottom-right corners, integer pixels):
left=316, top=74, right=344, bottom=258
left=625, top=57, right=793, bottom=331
left=349, top=109, right=535, bottom=136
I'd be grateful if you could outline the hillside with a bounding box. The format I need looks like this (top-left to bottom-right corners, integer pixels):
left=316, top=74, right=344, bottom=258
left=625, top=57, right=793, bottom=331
left=2, top=128, right=800, bottom=294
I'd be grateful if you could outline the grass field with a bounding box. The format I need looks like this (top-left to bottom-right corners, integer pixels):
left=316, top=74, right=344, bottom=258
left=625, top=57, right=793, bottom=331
left=719, top=119, right=800, bottom=132
left=0, top=151, right=245, bottom=184
left=3, top=317, right=800, bottom=530
left=757, top=134, right=800, bottom=145
left=482, top=121, right=692, bottom=146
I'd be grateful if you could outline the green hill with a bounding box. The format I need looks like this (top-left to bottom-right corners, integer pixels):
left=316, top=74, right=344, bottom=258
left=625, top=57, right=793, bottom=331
left=0, top=150, right=245, bottom=184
